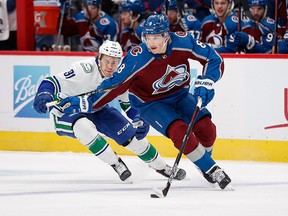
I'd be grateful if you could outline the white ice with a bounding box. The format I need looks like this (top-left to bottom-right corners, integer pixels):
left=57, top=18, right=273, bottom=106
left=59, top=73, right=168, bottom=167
left=0, top=151, right=288, bottom=216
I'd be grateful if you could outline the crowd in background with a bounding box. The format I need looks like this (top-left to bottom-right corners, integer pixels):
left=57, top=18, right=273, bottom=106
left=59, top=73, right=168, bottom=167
left=1, top=0, right=288, bottom=53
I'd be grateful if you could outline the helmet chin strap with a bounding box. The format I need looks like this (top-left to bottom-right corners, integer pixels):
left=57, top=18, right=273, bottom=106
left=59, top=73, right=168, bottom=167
left=96, top=57, right=107, bottom=79
left=159, top=34, right=170, bottom=54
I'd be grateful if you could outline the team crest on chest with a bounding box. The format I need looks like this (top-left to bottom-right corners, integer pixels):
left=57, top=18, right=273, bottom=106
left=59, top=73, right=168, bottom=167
left=152, top=64, right=189, bottom=95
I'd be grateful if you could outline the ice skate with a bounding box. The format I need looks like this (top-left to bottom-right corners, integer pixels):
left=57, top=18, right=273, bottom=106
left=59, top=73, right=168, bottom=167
left=111, top=158, right=132, bottom=181
left=156, top=165, right=186, bottom=180
left=196, top=166, right=216, bottom=184
left=208, top=165, right=232, bottom=190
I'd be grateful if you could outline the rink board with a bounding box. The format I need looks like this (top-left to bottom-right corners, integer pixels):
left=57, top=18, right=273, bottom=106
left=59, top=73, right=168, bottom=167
left=0, top=52, right=288, bottom=162
left=0, top=131, right=288, bottom=163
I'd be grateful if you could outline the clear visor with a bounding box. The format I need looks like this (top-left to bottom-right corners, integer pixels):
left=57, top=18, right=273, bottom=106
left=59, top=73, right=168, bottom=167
left=142, top=33, right=169, bottom=52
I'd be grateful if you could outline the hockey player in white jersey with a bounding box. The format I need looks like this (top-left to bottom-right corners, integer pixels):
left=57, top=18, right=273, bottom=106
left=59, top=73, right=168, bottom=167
left=33, top=40, right=186, bottom=182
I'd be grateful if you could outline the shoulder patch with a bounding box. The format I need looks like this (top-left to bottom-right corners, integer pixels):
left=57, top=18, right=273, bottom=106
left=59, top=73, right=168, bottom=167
left=187, top=15, right=197, bottom=22
left=100, top=18, right=110, bottom=26
left=267, top=18, right=275, bottom=24
left=175, top=31, right=187, bottom=37
left=231, top=16, right=238, bottom=23
left=80, top=63, right=93, bottom=73
left=130, top=46, right=142, bottom=56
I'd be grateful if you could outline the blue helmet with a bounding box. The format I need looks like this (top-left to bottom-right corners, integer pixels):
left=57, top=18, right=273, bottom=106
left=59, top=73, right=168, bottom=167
left=85, top=0, right=102, bottom=6
left=142, top=14, right=169, bottom=35
left=248, top=0, right=268, bottom=7
left=248, top=0, right=268, bottom=21
left=168, top=0, right=178, bottom=11
left=120, top=0, right=145, bottom=14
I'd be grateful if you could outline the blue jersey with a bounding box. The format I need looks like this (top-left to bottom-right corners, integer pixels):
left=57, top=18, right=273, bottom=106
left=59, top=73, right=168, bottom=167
left=91, top=32, right=224, bottom=113
left=62, top=11, right=119, bottom=51
left=201, top=13, right=240, bottom=53
left=169, top=14, right=202, bottom=40
left=241, top=17, right=276, bottom=54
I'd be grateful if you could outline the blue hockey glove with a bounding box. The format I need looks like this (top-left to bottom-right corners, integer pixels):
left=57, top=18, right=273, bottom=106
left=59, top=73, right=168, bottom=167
left=33, top=91, right=54, bottom=113
left=58, top=95, right=93, bottom=115
left=277, top=40, right=288, bottom=54
left=132, top=116, right=150, bottom=140
left=194, top=75, right=215, bottom=107
left=233, top=32, right=255, bottom=50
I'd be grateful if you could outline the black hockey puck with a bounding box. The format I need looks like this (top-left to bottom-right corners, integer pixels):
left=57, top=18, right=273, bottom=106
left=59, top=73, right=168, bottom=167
left=150, top=194, right=159, bottom=198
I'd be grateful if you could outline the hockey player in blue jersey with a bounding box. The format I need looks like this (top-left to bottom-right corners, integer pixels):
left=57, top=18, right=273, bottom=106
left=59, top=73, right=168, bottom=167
left=61, top=0, right=118, bottom=51
left=201, top=0, right=240, bottom=53
left=232, top=0, right=276, bottom=53
left=167, top=0, right=202, bottom=40
left=58, top=14, right=232, bottom=190
left=119, top=0, right=146, bottom=52
left=33, top=40, right=186, bottom=182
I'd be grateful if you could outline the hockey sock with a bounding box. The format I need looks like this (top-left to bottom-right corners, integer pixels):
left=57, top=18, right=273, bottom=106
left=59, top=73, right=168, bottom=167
left=167, top=119, right=216, bottom=172
left=193, top=116, right=216, bottom=152
left=186, top=148, right=216, bottom=172
left=125, top=137, right=166, bottom=170
left=73, top=118, right=119, bottom=165
left=167, top=119, right=199, bottom=154
left=88, top=134, right=119, bottom=166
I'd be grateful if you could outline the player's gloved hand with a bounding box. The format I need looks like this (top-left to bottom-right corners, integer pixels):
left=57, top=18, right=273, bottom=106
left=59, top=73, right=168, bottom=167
left=132, top=116, right=150, bottom=140
left=277, top=40, right=288, bottom=54
left=58, top=95, right=93, bottom=115
left=33, top=91, right=54, bottom=113
left=233, top=31, right=255, bottom=50
left=194, top=75, right=215, bottom=107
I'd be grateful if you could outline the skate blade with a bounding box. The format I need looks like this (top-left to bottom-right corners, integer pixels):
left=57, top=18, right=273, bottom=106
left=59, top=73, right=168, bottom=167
left=124, top=176, right=133, bottom=184
left=223, top=183, right=235, bottom=191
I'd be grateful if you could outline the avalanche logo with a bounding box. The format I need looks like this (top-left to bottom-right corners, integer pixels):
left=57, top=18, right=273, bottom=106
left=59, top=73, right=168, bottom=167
left=152, top=64, right=189, bottom=95
left=14, top=66, right=50, bottom=118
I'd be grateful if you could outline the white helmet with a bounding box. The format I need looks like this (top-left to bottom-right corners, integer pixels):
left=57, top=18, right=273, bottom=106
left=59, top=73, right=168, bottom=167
left=99, top=40, right=123, bottom=58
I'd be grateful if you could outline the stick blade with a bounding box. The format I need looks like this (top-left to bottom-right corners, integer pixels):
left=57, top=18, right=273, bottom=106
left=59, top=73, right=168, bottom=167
left=150, top=187, right=165, bottom=198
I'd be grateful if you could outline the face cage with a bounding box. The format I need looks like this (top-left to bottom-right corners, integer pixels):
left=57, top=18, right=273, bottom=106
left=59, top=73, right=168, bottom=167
left=141, top=32, right=170, bottom=54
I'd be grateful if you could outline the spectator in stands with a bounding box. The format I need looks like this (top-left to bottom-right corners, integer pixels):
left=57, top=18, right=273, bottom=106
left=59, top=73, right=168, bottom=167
left=118, top=0, right=146, bottom=52
left=201, top=0, right=239, bottom=53
left=0, top=0, right=17, bottom=50
left=233, top=0, right=276, bottom=54
left=60, top=0, right=119, bottom=52
left=167, top=0, right=202, bottom=40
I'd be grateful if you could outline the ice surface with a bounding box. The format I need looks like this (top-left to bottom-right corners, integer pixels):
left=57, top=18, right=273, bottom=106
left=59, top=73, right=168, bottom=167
left=0, top=151, right=288, bottom=216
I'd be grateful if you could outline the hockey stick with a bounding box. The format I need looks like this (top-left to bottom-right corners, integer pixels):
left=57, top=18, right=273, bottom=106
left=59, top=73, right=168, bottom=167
left=150, top=97, right=202, bottom=198
left=46, top=61, right=138, bottom=108
left=236, top=0, right=242, bottom=54
left=273, top=0, right=279, bottom=53
left=177, top=0, right=188, bottom=31
left=45, top=83, right=123, bottom=108
left=52, top=0, right=69, bottom=51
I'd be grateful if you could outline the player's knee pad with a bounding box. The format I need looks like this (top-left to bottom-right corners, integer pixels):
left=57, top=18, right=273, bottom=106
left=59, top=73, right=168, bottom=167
left=193, top=116, right=216, bottom=148
left=167, top=119, right=199, bottom=155
left=124, top=136, right=149, bottom=155
left=73, top=117, right=99, bottom=146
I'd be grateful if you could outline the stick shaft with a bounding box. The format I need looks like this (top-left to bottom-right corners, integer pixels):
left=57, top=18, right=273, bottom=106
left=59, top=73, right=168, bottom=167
left=162, top=97, right=202, bottom=197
